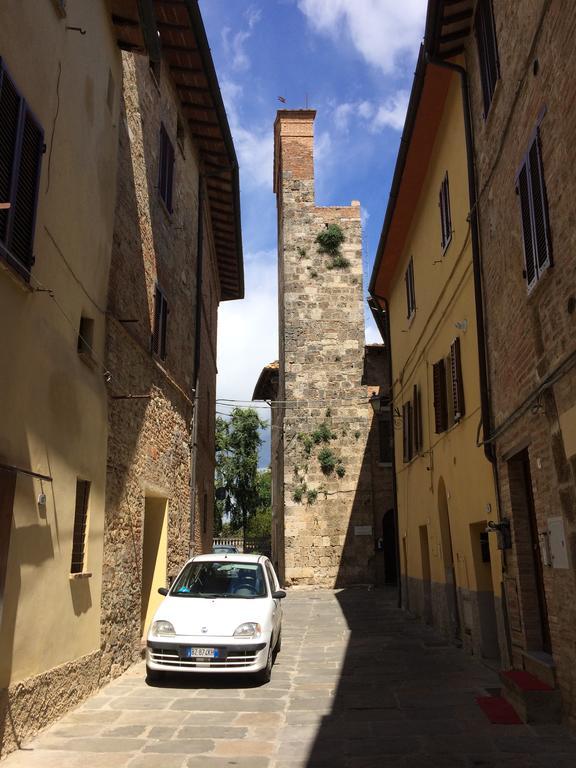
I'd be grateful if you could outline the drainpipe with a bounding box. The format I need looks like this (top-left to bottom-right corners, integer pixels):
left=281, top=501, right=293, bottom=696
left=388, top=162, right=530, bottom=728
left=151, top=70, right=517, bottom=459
left=189, top=172, right=205, bottom=556
left=368, top=295, right=402, bottom=610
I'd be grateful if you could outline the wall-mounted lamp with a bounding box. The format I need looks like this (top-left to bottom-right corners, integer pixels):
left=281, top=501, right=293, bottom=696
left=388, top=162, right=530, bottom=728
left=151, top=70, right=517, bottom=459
left=454, top=319, right=468, bottom=332
left=486, top=519, right=512, bottom=550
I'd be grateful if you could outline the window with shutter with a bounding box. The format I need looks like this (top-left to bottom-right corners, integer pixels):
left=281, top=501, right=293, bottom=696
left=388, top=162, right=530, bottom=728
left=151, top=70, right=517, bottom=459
left=405, top=257, right=416, bottom=319
left=432, top=359, right=448, bottom=433
left=412, top=384, right=422, bottom=454
left=402, top=402, right=413, bottom=463
left=516, top=128, right=552, bottom=292
left=439, top=172, right=452, bottom=251
left=152, top=285, right=168, bottom=360
left=450, top=337, right=465, bottom=422
left=0, top=60, right=43, bottom=280
left=474, top=0, right=500, bottom=117
left=158, top=122, right=175, bottom=213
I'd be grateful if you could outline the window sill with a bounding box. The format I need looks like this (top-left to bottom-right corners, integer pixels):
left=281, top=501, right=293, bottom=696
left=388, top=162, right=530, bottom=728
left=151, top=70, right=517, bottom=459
left=0, top=251, right=34, bottom=292
left=442, top=233, right=453, bottom=257
left=526, top=264, right=552, bottom=300
left=158, top=192, right=174, bottom=221
left=69, top=572, right=92, bottom=580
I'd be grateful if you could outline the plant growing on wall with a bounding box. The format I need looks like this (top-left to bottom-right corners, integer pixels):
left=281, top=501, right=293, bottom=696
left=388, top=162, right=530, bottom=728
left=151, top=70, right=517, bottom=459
left=315, top=224, right=350, bottom=269
left=318, top=447, right=337, bottom=475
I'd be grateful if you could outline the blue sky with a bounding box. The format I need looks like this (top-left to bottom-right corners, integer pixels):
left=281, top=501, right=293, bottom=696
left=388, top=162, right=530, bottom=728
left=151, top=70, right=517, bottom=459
left=201, top=0, right=428, bottom=464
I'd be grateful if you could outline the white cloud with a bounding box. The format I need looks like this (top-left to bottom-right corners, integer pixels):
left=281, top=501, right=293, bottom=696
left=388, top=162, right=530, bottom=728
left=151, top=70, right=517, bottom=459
left=221, top=5, right=262, bottom=72
left=372, top=90, right=410, bottom=131
left=216, top=250, right=278, bottom=407
left=365, top=316, right=383, bottom=345
left=297, top=0, right=426, bottom=74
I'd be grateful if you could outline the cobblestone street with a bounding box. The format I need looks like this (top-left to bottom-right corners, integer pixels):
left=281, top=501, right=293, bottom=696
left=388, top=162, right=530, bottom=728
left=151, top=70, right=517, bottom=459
left=4, top=589, right=576, bottom=768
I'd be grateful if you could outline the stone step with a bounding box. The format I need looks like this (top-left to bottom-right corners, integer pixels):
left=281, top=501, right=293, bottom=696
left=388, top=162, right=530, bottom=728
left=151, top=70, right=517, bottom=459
left=522, top=650, right=556, bottom=689
left=500, top=669, right=561, bottom=724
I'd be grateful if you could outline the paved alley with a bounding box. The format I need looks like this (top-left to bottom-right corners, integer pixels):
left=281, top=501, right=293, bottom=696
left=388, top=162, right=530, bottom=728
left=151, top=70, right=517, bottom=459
left=4, top=589, right=576, bottom=768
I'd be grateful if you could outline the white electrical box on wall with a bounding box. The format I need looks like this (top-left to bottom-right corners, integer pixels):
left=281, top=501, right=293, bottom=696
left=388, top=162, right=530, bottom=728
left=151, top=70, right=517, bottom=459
left=548, top=517, right=570, bottom=569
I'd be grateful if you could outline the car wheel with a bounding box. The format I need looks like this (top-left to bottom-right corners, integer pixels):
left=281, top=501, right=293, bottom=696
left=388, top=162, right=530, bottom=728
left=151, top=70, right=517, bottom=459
left=255, top=643, right=273, bottom=685
left=146, top=666, right=164, bottom=684
left=274, top=628, right=282, bottom=654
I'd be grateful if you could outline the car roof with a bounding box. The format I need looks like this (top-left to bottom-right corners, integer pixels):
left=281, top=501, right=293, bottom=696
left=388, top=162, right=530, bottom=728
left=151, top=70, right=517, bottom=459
left=189, top=553, right=266, bottom=564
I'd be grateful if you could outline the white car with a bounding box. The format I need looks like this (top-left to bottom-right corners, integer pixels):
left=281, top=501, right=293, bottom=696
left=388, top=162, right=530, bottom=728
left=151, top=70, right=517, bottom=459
left=146, top=553, right=285, bottom=684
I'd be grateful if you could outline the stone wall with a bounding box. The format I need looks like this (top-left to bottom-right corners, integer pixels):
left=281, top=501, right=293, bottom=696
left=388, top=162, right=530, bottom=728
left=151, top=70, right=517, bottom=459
left=274, top=111, right=391, bottom=587
left=100, top=52, right=219, bottom=679
left=464, top=0, right=576, bottom=724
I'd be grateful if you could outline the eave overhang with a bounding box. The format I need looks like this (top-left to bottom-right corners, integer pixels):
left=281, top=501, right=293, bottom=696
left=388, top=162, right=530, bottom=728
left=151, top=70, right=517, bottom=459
left=253, top=362, right=279, bottom=402
left=424, top=0, right=474, bottom=60
left=109, top=0, right=244, bottom=301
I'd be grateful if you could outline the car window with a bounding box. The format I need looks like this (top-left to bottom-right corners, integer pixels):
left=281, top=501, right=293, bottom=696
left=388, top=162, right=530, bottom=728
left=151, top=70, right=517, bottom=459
left=265, top=561, right=278, bottom=592
left=170, top=561, right=266, bottom=598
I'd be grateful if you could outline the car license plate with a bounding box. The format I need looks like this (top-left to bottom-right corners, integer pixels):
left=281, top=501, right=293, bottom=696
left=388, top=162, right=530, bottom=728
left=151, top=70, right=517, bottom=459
left=184, top=647, right=218, bottom=659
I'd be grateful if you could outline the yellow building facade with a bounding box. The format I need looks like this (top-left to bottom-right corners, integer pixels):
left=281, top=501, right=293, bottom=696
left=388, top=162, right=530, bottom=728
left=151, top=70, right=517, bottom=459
left=0, top=0, right=122, bottom=754
left=370, top=53, right=503, bottom=660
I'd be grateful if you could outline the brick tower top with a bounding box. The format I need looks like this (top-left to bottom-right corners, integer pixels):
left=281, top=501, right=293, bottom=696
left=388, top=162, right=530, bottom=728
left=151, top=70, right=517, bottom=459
left=273, top=110, right=317, bottom=196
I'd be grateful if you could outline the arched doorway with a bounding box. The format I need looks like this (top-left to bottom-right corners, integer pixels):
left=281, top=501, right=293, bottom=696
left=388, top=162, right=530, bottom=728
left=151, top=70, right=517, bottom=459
left=438, top=477, right=460, bottom=641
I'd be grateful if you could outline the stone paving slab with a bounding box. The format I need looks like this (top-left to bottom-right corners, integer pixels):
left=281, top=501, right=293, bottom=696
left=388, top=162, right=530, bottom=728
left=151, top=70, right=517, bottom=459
left=3, top=588, right=576, bottom=767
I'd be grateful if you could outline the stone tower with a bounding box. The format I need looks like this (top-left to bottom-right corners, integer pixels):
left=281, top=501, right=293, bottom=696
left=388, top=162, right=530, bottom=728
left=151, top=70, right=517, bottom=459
left=272, top=110, right=384, bottom=587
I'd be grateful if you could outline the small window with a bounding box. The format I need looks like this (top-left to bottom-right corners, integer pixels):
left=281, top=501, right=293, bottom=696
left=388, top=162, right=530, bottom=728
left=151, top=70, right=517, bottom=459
left=475, top=0, right=500, bottom=117
left=378, top=407, right=393, bottom=465
left=77, top=316, right=94, bottom=355
left=71, top=480, right=90, bottom=574
left=402, top=402, right=413, bottom=463
left=158, top=123, right=175, bottom=213
left=405, top=257, right=416, bottom=319
left=439, top=172, right=452, bottom=251
left=516, top=128, right=552, bottom=292
left=0, top=59, right=44, bottom=280
left=152, top=286, right=168, bottom=360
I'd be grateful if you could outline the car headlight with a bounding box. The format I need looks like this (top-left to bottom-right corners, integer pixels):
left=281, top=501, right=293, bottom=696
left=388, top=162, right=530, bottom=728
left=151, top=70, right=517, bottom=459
left=151, top=620, right=176, bottom=636
left=233, top=622, right=261, bottom=639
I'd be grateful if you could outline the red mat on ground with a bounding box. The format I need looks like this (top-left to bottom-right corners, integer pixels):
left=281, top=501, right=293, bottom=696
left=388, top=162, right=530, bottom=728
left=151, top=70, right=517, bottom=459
left=501, top=670, right=552, bottom=691
left=476, top=696, right=523, bottom=724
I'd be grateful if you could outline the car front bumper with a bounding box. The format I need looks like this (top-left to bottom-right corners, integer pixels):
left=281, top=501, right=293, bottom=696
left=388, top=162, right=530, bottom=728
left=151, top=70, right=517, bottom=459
left=146, top=637, right=270, bottom=673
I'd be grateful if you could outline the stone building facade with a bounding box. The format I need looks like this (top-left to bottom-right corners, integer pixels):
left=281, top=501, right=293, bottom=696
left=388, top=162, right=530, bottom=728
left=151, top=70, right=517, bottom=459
left=425, top=0, right=576, bottom=724
left=102, top=4, right=243, bottom=680
left=268, top=110, right=393, bottom=587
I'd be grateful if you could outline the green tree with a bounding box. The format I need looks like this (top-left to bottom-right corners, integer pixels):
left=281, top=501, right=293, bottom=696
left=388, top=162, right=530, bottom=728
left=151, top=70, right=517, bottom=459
left=246, top=469, right=272, bottom=538
left=214, top=408, right=268, bottom=537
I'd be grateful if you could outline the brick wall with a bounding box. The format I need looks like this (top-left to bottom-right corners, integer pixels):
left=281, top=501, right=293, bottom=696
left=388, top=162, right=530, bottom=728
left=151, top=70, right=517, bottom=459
left=464, top=0, right=576, bottom=724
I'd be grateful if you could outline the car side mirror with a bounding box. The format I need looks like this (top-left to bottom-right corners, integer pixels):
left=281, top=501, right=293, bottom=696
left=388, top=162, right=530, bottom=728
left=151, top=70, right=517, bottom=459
left=272, top=589, right=286, bottom=599
left=158, top=587, right=169, bottom=596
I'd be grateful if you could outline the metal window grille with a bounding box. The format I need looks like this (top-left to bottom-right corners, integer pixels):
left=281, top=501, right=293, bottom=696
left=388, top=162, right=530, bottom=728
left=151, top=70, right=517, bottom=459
left=450, top=337, right=465, bottom=422
left=405, top=258, right=416, bottom=318
left=402, top=402, right=413, bottom=463
left=71, top=480, right=90, bottom=574
left=432, top=359, right=448, bottom=434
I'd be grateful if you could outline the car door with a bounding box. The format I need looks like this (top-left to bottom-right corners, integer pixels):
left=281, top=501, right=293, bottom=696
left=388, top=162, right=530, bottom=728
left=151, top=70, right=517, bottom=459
left=265, top=560, right=282, bottom=637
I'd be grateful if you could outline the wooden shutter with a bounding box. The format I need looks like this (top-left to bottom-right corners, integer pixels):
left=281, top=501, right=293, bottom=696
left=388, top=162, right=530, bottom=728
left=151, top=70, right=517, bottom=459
left=517, top=129, right=552, bottom=291
left=413, top=384, right=422, bottom=454
left=450, top=338, right=465, bottom=421
left=71, top=480, right=90, bottom=574
left=432, top=359, right=448, bottom=433
left=475, top=0, right=499, bottom=117
left=439, top=173, right=452, bottom=250
left=402, top=403, right=413, bottom=463
left=0, top=61, right=43, bottom=278
left=517, top=163, right=537, bottom=289
left=528, top=135, right=551, bottom=272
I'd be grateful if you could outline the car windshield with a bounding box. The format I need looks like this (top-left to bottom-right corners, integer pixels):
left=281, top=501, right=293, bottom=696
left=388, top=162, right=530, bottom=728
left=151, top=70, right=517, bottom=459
left=170, top=561, right=267, bottom=599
